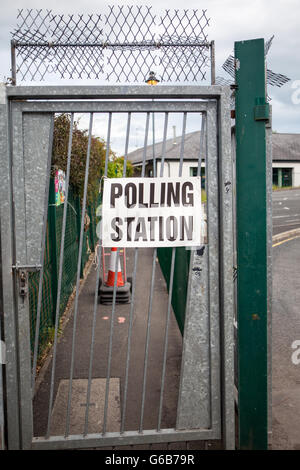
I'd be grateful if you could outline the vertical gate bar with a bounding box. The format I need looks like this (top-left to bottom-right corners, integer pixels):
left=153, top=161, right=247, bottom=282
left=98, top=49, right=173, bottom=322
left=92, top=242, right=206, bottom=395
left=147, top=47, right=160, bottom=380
left=139, top=247, right=157, bottom=433
left=10, top=108, right=54, bottom=448
left=157, top=111, right=173, bottom=430
left=157, top=248, right=176, bottom=431
left=210, top=41, right=216, bottom=85
left=104, top=113, right=112, bottom=177
left=142, top=113, right=150, bottom=177
left=152, top=106, right=156, bottom=177
left=65, top=113, right=94, bottom=437
left=177, top=105, right=220, bottom=432
left=178, top=112, right=187, bottom=177
left=159, top=113, right=169, bottom=178
left=140, top=113, right=182, bottom=433
left=138, top=110, right=163, bottom=430
left=235, top=38, right=268, bottom=450
left=102, top=248, right=120, bottom=433
left=121, top=113, right=150, bottom=433
left=10, top=41, right=17, bottom=86
left=10, top=109, right=32, bottom=449
left=45, top=113, right=75, bottom=438
left=206, top=103, right=221, bottom=431
left=84, top=243, right=102, bottom=436
left=0, top=84, right=20, bottom=449
left=218, top=88, right=235, bottom=449
left=120, top=248, right=138, bottom=433
left=266, top=107, right=273, bottom=447
left=48, top=178, right=58, bottom=324
left=122, top=112, right=131, bottom=177
left=31, top=114, right=55, bottom=393
left=103, top=112, right=131, bottom=434
left=197, top=114, right=206, bottom=178
left=84, top=112, right=111, bottom=435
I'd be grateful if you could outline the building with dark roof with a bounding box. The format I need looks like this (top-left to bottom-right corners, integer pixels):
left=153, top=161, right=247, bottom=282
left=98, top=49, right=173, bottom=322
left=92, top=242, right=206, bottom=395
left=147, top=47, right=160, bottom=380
left=128, top=131, right=300, bottom=188
left=128, top=130, right=206, bottom=182
left=272, top=133, right=300, bottom=187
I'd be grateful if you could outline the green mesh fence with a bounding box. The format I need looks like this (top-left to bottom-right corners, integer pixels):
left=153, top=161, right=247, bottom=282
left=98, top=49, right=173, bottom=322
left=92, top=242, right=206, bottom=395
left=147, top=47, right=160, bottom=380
left=29, top=224, right=54, bottom=357
left=29, top=179, right=99, bottom=358
left=157, top=247, right=191, bottom=335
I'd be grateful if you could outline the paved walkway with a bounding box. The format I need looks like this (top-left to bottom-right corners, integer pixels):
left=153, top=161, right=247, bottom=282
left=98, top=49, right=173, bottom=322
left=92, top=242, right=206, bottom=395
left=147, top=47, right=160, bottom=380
left=33, top=247, right=221, bottom=450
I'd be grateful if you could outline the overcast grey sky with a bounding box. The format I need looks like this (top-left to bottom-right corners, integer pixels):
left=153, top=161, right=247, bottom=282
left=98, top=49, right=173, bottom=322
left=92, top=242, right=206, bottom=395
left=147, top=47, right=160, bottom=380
left=0, top=0, right=299, bottom=152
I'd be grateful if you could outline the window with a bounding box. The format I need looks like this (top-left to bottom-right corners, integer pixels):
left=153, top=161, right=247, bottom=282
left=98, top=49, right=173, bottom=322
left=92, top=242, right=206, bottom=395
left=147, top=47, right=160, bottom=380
left=272, top=168, right=278, bottom=186
left=272, top=167, right=293, bottom=187
left=190, top=166, right=206, bottom=189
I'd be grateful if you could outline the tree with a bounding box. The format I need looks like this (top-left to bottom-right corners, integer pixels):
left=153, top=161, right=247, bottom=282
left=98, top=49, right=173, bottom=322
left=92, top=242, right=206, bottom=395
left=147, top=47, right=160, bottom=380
left=52, top=114, right=134, bottom=202
left=52, top=114, right=108, bottom=203
left=106, top=156, right=134, bottom=178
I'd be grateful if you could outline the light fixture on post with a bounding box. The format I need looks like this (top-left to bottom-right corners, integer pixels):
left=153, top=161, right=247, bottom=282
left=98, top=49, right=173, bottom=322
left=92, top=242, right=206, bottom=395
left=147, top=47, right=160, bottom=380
left=145, top=70, right=160, bottom=86
left=145, top=71, right=160, bottom=177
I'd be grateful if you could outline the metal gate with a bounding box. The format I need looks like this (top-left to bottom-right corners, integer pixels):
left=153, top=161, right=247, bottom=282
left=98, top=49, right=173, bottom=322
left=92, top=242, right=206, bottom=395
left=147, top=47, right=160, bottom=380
left=0, top=84, right=234, bottom=450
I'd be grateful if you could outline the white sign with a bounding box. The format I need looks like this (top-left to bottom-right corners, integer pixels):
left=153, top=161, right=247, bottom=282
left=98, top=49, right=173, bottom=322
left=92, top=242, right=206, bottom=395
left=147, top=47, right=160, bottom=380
left=101, top=177, right=202, bottom=248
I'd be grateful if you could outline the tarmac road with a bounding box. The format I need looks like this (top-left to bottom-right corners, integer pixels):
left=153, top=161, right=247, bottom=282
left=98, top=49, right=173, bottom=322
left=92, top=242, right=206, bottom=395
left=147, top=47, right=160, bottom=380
left=271, top=235, right=300, bottom=450
left=273, top=189, right=300, bottom=235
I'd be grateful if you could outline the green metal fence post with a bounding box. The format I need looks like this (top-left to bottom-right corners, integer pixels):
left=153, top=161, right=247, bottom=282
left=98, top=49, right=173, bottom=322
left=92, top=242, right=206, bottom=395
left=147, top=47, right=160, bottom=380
left=48, top=177, right=58, bottom=324
left=235, top=38, right=269, bottom=450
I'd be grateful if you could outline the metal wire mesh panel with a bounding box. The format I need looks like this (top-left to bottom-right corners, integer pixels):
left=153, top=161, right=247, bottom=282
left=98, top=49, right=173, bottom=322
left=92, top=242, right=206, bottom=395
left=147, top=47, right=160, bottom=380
left=11, top=6, right=212, bottom=83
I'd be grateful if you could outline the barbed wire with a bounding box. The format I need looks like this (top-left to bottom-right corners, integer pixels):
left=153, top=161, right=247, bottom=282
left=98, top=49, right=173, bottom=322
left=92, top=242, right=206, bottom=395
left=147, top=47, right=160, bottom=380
left=11, top=6, right=213, bottom=84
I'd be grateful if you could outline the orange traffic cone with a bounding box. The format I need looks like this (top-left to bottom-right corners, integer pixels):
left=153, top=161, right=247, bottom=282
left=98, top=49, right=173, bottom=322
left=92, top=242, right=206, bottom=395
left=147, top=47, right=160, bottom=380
left=105, top=248, right=124, bottom=287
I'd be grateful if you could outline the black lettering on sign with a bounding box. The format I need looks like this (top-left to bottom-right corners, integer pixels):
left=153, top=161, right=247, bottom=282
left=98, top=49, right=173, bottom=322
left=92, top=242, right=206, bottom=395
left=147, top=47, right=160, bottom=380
left=110, top=183, right=122, bottom=208
left=167, top=182, right=180, bottom=207
left=124, top=182, right=137, bottom=208
left=134, top=217, right=147, bottom=242
left=138, top=183, right=148, bottom=208
left=180, top=216, right=193, bottom=240
left=149, top=183, right=159, bottom=207
left=160, top=182, right=166, bottom=207
left=125, top=217, right=135, bottom=241
left=166, top=216, right=178, bottom=241
left=147, top=216, right=158, bottom=241
left=182, top=182, right=194, bottom=206
left=111, top=217, right=123, bottom=241
left=159, top=216, right=164, bottom=241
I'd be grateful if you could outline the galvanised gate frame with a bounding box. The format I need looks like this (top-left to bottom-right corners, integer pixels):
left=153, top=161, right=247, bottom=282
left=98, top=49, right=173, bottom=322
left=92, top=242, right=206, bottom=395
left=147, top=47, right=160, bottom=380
left=0, top=84, right=234, bottom=450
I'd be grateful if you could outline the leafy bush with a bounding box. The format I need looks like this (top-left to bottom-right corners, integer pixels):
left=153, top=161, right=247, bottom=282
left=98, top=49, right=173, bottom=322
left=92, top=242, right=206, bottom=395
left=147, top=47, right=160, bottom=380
left=52, top=114, right=134, bottom=202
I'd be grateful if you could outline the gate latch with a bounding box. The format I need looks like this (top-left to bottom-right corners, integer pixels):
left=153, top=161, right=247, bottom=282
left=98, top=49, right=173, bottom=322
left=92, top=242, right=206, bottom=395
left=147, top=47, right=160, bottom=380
left=19, top=271, right=28, bottom=298
left=254, top=97, right=270, bottom=121
left=12, top=264, right=42, bottom=299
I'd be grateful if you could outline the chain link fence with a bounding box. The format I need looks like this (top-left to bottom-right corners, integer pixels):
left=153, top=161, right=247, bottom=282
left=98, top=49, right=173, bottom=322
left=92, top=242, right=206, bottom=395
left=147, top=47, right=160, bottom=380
left=10, top=6, right=214, bottom=84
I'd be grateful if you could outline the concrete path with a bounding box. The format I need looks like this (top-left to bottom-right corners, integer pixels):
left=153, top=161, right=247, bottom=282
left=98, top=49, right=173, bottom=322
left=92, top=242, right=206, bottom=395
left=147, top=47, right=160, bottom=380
left=33, top=247, right=220, bottom=449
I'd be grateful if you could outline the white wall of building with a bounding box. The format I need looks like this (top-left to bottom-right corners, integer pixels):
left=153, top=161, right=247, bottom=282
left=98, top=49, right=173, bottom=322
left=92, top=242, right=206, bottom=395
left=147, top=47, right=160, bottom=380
left=272, top=162, right=300, bottom=187
left=156, top=160, right=205, bottom=178
left=156, top=160, right=300, bottom=187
